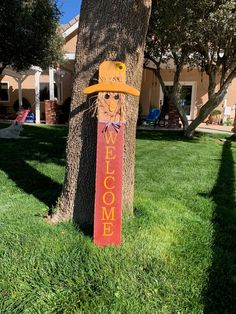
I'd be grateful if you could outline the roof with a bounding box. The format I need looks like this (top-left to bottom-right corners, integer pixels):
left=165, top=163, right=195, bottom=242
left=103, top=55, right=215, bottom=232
left=2, top=66, right=42, bottom=79
left=61, top=15, right=80, bottom=37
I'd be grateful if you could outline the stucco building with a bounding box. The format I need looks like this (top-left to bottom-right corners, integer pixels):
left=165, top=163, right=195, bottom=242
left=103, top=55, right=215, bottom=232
left=0, top=15, right=235, bottom=125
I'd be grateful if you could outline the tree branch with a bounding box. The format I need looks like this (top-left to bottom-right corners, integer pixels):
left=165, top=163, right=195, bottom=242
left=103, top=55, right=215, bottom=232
left=145, top=53, right=168, bottom=95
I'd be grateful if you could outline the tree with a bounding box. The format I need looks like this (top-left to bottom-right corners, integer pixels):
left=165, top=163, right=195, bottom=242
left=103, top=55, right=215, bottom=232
left=145, top=0, right=196, bottom=129
left=185, top=0, right=236, bottom=137
left=147, top=0, right=236, bottom=137
left=50, top=0, right=152, bottom=227
left=0, top=0, right=62, bottom=74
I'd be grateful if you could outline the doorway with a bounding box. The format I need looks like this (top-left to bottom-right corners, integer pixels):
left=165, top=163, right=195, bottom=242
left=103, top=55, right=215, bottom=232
left=179, top=85, right=192, bottom=117
left=160, top=82, right=196, bottom=120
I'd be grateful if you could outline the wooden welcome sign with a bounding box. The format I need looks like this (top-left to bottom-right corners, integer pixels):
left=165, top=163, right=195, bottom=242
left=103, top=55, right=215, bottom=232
left=83, top=61, right=140, bottom=246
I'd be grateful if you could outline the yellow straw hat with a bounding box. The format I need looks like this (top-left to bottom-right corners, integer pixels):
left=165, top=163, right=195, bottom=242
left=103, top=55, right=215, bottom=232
left=83, top=61, right=140, bottom=97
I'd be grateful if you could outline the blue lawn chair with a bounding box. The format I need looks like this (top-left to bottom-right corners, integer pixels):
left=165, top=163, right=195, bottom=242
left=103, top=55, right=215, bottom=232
left=146, top=108, right=161, bottom=125
left=25, top=111, right=35, bottom=123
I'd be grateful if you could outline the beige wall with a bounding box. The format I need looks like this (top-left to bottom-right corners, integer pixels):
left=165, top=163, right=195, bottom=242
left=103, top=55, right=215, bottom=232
left=227, top=82, right=236, bottom=105
left=140, top=69, right=159, bottom=115
left=0, top=75, right=35, bottom=116
left=1, top=20, right=236, bottom=123
left=140, top=67, right=236, bottom=120
left=64, top=30, right=77, bottom=53
left=0, top=70, right=73, bottom=117
left=2, top=66, right=235, bottom=121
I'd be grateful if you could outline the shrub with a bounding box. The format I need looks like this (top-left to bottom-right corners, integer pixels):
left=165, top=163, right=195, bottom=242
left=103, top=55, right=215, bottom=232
left=211, top=109, right=221, bottom=115
left=223, top=118, right=233, bottom=126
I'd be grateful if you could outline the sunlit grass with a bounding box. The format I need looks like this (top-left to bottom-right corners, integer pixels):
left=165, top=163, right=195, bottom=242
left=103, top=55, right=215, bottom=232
left=0, top=125, right=235, bottom=313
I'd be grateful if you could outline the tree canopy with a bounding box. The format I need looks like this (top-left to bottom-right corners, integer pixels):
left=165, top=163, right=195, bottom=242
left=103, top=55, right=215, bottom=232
left=185, top=0, right=236, bottom=136
left=146, top=0, right=236, bottom=136
left=0, top=0, right=63, bottom=74
left=146, top=0, right=196, bottom=128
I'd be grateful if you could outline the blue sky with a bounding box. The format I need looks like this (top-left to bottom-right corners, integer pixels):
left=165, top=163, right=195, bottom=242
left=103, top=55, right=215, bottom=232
left=58, top=0, right=82, bottom=24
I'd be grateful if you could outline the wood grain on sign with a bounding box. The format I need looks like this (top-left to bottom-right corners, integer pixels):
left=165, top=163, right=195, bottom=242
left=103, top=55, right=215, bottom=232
left=83, top=61, right=140, bottom=247
left=94, top=122, right=124, bottom=246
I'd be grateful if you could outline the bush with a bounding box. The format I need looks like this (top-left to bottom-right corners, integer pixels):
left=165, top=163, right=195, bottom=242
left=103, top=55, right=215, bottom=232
left=211, top=109, right=221, bottom=115
left=223, top=118, right=233, bottom=126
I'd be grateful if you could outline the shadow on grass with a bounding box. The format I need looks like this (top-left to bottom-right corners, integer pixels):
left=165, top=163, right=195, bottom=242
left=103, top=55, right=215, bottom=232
left=203, top=139, right=236, bottom=313
left=136, top=129, right=212, bottom=142
left=0, top=125, right=67, bottom=209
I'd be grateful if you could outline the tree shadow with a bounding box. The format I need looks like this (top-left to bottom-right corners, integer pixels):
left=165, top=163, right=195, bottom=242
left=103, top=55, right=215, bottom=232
left=78, top=1, right=151, bottom=75
left=203, top=139, right=236, bottom=313
left=0, top=125, right=67, bottom=209
left=71, top=97, right=97, bottom=234
left=136, top=129, right=207, bottom=142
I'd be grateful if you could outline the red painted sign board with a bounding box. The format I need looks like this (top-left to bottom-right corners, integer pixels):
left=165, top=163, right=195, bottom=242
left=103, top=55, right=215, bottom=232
left=94, top=122, right=124, bottom=246
left=83, top=61, right=140, bottom=247
left=16, top=109, right=30, bottom=124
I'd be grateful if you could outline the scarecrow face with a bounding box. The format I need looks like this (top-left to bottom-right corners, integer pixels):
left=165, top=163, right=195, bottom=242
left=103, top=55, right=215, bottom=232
left=97, top=92, right=125, bottom=122
left=83, top=61, right=140, bottom=124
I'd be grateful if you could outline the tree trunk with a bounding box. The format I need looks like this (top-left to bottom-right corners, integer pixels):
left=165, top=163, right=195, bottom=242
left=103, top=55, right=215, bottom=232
left=152, top=67, right=189, bottom=130
left=184, top=92, right=227, bottom=138
left=175, top=100, right=189, bottom=130
left=184, top=66, right=236, bottom=138
left=170, top=93, right=188, bottom=130
left=51, top=0, right=152, bottom=227
left=184, top=99, right=216, bottom=138
left=172, top=62, right=189, bottom=130
left=168, top=102, right=180, bottom=129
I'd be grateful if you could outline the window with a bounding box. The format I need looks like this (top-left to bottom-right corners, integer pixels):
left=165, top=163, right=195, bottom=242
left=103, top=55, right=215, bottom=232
left=40, top=83, right=58, bottom=102
left=40, top=83, right=49, bottom=102
left=0, top=82, right=9, bottom=102
left=160, top=82, right=195, bottom=119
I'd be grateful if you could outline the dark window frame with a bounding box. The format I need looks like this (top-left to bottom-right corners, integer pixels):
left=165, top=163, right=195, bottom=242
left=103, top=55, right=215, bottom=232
left=39, top=82, right=58, bottom=102
left=0, top=82, right=9, bottom=102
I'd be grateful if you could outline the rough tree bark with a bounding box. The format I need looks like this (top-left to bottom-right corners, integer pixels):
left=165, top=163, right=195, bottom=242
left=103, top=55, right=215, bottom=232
left=184, top=73, right=235, bottom=138
left=184, top=96, right=226, bottom=138
left=50, top=0, right=152, bottom=227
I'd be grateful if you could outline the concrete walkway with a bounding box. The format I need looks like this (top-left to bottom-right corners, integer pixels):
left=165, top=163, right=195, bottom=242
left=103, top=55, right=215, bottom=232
left=1, top=120, right=234, bottom=135
left=197, top=123, right=234, bottom=134
left=138, top=123, right=234, bottom=135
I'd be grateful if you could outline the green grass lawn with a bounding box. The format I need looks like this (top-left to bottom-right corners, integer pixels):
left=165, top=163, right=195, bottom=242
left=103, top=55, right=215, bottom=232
left=0, top=124, right=235, bottom=313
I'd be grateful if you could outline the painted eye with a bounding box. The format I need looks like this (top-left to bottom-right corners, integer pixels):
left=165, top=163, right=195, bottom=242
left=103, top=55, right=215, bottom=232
left=114, top=94, right=119, bottom=100
left=105, top=93, right=110, bottom=99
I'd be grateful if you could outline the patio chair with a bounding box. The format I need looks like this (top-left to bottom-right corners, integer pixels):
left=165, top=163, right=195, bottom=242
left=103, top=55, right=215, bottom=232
left=145, top=108, right=161, bottom=125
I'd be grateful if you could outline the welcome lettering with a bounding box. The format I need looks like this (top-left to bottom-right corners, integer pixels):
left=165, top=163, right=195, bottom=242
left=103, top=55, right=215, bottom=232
left=94, top=123, right=124, bottom=246
left=101, top=129, right=117, bottom=236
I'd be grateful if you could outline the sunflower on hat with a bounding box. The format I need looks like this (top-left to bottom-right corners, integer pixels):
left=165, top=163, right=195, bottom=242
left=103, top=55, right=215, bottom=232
left=83, top=61, right=140, bottom=97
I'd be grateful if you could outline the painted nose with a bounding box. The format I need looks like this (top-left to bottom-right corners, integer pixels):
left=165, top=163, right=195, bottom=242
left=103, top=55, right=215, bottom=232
left=108, top=99, right=117, bottom=112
